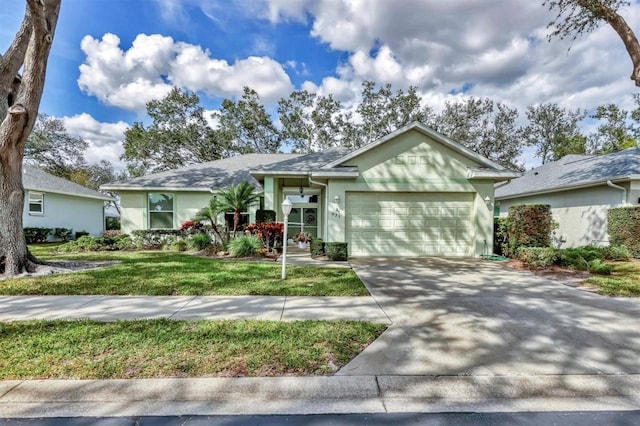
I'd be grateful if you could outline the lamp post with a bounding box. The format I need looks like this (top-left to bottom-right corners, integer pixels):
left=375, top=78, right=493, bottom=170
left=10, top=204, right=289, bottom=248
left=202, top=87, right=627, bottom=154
left=281, top=198, right=293, bottom=280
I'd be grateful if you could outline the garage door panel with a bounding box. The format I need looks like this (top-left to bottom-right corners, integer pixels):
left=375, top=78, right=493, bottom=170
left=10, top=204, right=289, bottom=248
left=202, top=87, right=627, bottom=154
left=346, top=192, right=474, bottom=257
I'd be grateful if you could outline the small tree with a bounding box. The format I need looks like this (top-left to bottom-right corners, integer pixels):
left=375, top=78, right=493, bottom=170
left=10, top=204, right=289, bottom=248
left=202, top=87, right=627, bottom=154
left=194, top=197, right=226, bottom=243
left=213, top=181, right=262, bottom=238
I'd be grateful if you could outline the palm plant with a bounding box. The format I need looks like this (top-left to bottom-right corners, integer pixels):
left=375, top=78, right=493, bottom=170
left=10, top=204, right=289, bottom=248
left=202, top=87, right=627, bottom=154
left=194, top=197, right=225, bottom=243
left=215, top=181, right=262, bottom=238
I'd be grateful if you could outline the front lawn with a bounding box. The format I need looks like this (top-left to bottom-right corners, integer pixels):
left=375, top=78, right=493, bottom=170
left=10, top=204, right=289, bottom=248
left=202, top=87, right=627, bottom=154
left=0, top=247, right=368, bottom=296
left=0, top=319, right=386, bottom=379
left=584, top=260, right=640, bottom=297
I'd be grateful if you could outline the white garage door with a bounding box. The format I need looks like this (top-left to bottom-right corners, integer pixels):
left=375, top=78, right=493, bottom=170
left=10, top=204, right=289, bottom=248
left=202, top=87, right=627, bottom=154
left=346, top=192, right=474, bottom=257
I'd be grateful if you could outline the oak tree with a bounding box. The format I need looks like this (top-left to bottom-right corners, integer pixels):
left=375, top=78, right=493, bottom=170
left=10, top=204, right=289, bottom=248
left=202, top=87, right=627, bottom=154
left=0, top=0, right=62, bottom=276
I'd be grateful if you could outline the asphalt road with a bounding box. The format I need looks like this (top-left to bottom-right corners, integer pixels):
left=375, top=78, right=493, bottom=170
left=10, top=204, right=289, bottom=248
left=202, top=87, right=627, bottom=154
left=1, top=411, right=640, bottom=425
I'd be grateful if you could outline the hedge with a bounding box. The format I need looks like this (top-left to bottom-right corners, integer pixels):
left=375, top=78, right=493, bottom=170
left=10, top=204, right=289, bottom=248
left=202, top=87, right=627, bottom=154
left=256, top=209, right=276, bottom=223
left=324, top=242, right=348, bottom=261
left=608, top=207, right=640, bottom=258
left=24, top=227, right=52, bottom=243
left=506, top=204, right=552, bottom=257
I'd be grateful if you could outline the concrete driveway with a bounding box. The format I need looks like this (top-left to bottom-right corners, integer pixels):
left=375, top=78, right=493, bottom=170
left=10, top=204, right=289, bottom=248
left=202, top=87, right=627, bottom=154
left=338, top=257, right=640, bottom=376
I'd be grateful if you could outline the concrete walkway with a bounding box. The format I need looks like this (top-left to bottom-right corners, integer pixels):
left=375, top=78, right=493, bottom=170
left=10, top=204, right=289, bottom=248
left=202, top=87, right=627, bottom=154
left=0, top=295, right=390, bottom=323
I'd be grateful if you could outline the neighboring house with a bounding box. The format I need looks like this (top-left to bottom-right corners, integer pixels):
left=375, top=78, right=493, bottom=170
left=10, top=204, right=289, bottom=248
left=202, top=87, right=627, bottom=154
left=103, top=122, right=520, bottom=257
left=495, top=148, right=640, bottom=248
left=23, top=164, right=114, bottom=236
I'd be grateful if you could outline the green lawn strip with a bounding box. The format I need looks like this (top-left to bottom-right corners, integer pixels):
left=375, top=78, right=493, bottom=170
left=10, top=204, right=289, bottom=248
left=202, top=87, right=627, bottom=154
left=584, top=261, right=640, bottom=297
left=0, top=319, right=386, bottom=379
left=1, top=249, right=368, bottom=296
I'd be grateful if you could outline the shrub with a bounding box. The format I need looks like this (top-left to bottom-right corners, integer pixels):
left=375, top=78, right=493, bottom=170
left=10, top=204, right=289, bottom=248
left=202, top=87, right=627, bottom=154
left=53, top=228, right=73, bottom=242
left=608, top=207, right=640, bottom=258
left=601, top=245, right=632, bottom=260
left=131, top=229, right=182, bottom=249
left=245, top=222, right=284, bottom=250
left=256, top=209, right=276, bottom=223
left=493, top=217, right=508, bottom=256
left=310, top=238, right=324, bottom=257
left=558, top=249, right=590, bottom=271
left=180, top=220, right=205, bottom=234
left=588, top=259, right=613, bottom=275
left=229, top=235, right=263, bottom=257
left=189, top=233, right=212, bottom=251
left=167, top=239, right=188, bottom=252
left=24, top=227, right=52, bottom=243
left=57, top=236, right=102, bottom=252
left=325, top=242, right=348, bottom=261
left=112, top=234, right=135, bottom=250
left=75, top=230, right=90, bottom=240
left=517, top=247, right=558, bottom=268
left=506, top=204, right=552, bottom=257
left=101, top=230, right=122, bottom=239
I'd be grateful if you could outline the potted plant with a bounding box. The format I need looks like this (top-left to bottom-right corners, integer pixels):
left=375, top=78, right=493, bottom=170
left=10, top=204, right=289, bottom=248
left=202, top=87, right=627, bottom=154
left=293, top=231, right=312, bottom=249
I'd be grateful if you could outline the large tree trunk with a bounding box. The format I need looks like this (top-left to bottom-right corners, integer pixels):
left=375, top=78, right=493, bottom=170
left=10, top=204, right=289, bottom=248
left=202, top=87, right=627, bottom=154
left=0, top=0, right=61, bottom=276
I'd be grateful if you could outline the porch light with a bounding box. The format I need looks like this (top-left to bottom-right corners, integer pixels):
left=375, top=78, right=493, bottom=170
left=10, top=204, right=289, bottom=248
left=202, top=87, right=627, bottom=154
left=484, top=196, right=492, bottom=208
left=281, top=198, right=293, bottom=280
left=333, top=195, right=340, bottom=205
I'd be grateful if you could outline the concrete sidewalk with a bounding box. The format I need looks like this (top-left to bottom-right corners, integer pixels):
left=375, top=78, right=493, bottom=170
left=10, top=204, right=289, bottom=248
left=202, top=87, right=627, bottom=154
left=0, top=295, right=391, bottom=323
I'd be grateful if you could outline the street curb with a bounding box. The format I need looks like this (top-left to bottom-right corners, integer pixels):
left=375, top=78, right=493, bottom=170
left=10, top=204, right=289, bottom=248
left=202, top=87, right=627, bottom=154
left=2, top=374, right=640, bottom=417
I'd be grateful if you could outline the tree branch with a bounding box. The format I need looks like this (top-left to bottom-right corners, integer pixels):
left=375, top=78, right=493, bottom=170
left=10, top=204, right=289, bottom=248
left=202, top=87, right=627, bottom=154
left=0, top=5, right=32, bottom=89
left=595, top=3, right=640, bottom=86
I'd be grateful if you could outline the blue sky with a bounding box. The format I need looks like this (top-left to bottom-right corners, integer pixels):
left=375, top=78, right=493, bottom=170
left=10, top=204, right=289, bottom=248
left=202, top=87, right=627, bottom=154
left=2, top=0, right=640, bottom=169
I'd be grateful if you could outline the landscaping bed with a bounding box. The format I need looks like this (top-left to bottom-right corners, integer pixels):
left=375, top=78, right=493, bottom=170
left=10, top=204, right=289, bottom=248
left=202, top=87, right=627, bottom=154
left=0, top=319, right=387, bottom=379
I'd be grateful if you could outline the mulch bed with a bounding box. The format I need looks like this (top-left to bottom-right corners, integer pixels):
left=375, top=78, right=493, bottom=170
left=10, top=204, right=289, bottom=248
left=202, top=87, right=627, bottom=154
left=503, top=259, right=591, bottom=287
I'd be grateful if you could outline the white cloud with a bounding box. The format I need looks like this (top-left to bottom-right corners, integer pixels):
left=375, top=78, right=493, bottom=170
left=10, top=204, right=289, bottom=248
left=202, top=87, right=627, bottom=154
left=63, top=113, right=129, bottom=169
left=78, top=33, right=294, bottom=111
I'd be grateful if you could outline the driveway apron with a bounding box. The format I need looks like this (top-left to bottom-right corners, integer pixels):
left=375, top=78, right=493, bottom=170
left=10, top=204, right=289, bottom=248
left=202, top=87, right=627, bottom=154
left=338, top=257, right=640, bottom=376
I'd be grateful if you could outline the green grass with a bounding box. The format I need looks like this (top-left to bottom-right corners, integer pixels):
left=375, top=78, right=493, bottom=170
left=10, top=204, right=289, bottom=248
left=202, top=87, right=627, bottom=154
left=1, top=245, right=368, bottom=296
left=0, top=319, right=387, bottom=379
left=584, top=260, right=640, bottom=297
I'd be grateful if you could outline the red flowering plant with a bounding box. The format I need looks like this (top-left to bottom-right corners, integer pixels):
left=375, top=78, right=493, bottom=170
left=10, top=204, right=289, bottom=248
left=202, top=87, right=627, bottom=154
left=180, top=220, right=205, bottom=235
left=245, top=222, right=284, bottom=251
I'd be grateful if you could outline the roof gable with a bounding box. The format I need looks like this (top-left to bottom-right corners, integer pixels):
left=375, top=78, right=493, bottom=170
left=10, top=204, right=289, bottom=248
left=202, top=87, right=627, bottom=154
left=495, top=148, right=640, bottom=199
left=324, top=121, right=510, bottom=171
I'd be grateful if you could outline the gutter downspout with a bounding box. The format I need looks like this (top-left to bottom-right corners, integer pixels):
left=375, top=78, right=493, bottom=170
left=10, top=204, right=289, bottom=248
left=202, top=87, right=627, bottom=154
left=308, top=174, right=328, bottom=241
left=607, top=180, right=628, bottom=205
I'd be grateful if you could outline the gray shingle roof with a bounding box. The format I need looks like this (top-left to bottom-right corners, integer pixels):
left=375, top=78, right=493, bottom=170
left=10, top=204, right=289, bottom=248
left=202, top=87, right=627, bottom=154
left=102, top=154, right=301, bottom=190
left=495, top=148, right=640, bottom=199
left=23, top=165, right=113, bottom=201
left=251, top=147, right=352, bottom=172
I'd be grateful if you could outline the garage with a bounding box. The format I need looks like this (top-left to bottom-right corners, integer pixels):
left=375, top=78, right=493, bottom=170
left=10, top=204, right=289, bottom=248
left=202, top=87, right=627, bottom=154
left=346, top=192, right=474, bottom=257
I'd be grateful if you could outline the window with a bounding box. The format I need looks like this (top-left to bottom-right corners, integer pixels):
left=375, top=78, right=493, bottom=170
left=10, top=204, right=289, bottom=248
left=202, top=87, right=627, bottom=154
left=224, top=211, right=250, bottom=231
left=148, top=193, right=174, bottom=229
left=28, top=192, right=43, bottom=215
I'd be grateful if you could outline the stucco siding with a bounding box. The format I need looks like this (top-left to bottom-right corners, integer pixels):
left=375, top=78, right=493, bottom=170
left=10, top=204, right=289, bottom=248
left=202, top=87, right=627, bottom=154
left=322, top=130, right=494, bottom=256
left=23, top=192, right=105, bottom=236
left=497, top=185, right=633, bottom=247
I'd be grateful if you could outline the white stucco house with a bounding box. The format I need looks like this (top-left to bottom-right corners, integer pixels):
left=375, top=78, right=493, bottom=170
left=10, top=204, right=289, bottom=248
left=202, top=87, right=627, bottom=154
left=104, top=122, right=521, bottom=257
left=495, top=148, right=640, bottom=247
left=23, top=164, right=115, bottom=236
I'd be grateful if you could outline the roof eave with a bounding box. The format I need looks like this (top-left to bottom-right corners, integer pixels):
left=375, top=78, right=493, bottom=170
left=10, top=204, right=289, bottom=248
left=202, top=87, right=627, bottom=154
left=100, top=185, right=213, bottom=192
left=495, top=175, right=638, bottom=200
left=25, top=187, right=115, bottom=201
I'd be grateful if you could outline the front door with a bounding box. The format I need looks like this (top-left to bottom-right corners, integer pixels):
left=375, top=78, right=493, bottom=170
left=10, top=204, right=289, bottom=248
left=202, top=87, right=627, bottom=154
left=285, top=194, right=320, bottom=239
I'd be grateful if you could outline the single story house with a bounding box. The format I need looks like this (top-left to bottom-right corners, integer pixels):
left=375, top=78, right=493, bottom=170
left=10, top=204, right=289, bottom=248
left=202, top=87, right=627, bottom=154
left=495, top=148, right=640, bottom=248
left=23, top=164, right=115, bottom=236
left=103, top=122, right=520, bottom=257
